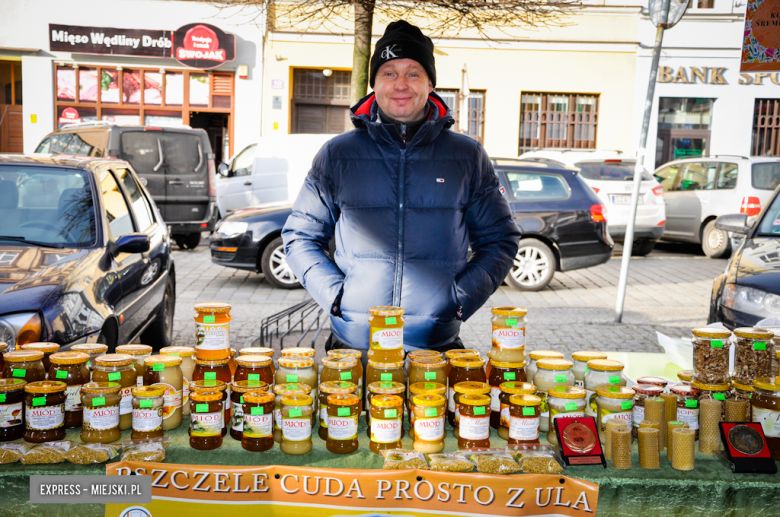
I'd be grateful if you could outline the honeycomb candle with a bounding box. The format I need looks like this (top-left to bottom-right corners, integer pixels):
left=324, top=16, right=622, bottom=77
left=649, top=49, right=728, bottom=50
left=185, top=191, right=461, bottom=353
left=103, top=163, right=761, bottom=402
left=666, top=421, right=688, bottom=461
left=699, top=398, right=722, bottom=454
left=645, top=397, right=665, bottom=450
left=671, top=427, right=696, bottom=471
left=605, top=419, right=628, bottom=460
left=611, top=426, right=632, bottom=470
left=638, top=427, right=660, bottom=469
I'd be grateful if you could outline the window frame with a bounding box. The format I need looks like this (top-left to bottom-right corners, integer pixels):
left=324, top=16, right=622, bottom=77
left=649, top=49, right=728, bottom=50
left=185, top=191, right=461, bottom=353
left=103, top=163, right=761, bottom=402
left=112, top=166, right=157, bottom=232
left=752, top=99, right=780, bottom=157
left=519, top=92, right=600, bottom=154
left=434, top=89, right=486, bottom=144
left=99, top=166, right=138, bottom=241
left=501, top=169, right=572, bottom=203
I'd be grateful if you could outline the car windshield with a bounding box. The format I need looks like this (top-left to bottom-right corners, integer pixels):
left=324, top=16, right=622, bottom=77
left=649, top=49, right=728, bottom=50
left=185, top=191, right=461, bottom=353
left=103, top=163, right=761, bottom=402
left=752, top=162, right=780, bottom=190
left=0, top=165, right=97, bottom=248
left=575, top=161, right=653, bottom=181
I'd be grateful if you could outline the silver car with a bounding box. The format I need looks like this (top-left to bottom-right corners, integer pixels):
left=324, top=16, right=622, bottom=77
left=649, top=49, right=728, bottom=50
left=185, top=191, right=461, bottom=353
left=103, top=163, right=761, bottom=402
left=654, top=156, right=780, bottom=258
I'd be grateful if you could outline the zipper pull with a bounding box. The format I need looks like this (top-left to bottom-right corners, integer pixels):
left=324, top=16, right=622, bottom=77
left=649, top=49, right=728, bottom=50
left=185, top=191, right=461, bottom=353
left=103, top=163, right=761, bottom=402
left=401, top=123, right=407, bottom=143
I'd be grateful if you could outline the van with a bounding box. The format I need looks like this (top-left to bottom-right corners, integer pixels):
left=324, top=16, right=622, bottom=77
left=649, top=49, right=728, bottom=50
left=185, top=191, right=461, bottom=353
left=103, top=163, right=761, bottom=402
left=35, top=122, right=218, bottom=249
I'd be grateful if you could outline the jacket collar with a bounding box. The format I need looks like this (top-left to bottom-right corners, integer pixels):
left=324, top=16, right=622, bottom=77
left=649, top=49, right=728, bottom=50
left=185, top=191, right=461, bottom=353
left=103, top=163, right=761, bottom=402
left=350, top=91, right=455, bottom=149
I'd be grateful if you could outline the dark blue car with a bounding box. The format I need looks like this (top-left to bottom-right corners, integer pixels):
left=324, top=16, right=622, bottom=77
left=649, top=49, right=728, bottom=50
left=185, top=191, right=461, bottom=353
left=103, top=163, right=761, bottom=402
left=0, top=155, right=175, bottom=351
left=210, top=159, right=613, bottom=291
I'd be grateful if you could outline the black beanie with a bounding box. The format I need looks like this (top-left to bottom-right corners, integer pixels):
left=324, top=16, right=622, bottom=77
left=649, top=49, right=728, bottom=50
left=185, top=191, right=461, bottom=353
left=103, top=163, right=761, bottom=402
left=369, top=20, right=436, bottom=88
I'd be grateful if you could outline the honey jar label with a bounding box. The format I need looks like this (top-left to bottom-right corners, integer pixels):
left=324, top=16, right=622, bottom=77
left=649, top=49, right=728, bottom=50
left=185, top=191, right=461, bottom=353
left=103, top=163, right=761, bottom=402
left=65, top=385, right=82, bottom=412
left=371, top=417, right=402, bottom=443
left=500, top=403, right=511, bottom=427
left=447, top=388, right=457, bottom=412
left=84, top=405, right=120, bottom=431
left=490, top=387, right=501, bottom=412
left=190, top=411, right=223, bottom=437
left=550, top=406, right=584, bottom=426
left=232, top=402, right=244, bottom=431
left=492, top=328, right=525, bottom=350
left=26, top=403, right=64, bottom=430
left=195, top=322, right=230, bottom=351
left=274, top=408, right=282, bottom=429
left=320, top=406, right=329, bottom=427
left=244, top=412, right=273, bottom=438
left=677, top=407, right=700, bottom=430
left=283, top=417, right=312, bottom=441
left=328, top=415, right=358, bottom=440
left=371, top=328, right=403, bottom=350
left=155, top=383, right=182, bottom=420
left=414, top=416, right=444, bottom=440
left=632, top=405, right=645, bottom=428
left=598, top=407, right=633, bottom=431
left=509, top=415, right=540, bottom=441
left=0, top=402, right=22, bottom=428
left=459, top=415, right=490, bottom=440
left=132, top=408, right=163, bottom=432
left=182, top=378, right=190, bottom=407
left=120, top=388, right=133, bottom=415
left=752, top=406, right=780, bottom=438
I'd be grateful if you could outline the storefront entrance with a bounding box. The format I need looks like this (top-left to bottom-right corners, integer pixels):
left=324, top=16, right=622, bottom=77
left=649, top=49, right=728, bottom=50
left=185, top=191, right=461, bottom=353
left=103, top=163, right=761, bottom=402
left=190, top=111, right=229, bottom=165
left=655, top=97, right=713, bottom=168
left=0, top=60, right=22, bottom=153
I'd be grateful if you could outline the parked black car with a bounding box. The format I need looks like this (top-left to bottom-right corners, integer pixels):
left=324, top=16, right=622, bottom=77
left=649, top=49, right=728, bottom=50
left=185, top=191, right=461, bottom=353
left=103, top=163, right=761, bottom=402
left=0, top=155, right=175, bottom=351
left=34, top=123, right=218, bottom=249
left=211, top=160, right=613, bottom=291
left=709, top=189, right=780, bottom=328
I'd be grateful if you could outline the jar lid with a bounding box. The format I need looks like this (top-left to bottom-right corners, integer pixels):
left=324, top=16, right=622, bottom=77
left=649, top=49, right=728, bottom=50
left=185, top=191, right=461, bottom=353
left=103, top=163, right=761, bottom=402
left=692, top=327, right=732, bottom=339
left=409, top=382, right=446, bottom=395
left=732, top=380, right=755, bottom=392
left=0, top=378, right=26, bottom=392
left=489, top=359, right=526, bottom=369
left=49, top=351, right=89, bottom=365
left=95, top=354, right=134, bottom=367
left=114, top=344, right=151, bottom=355
left=144, top=355, right=182, bottom=367
left=132, top=386, right=164, bottom=398
left=280, top=347, right=316, bottom=358
left=21, top=342, right=60, bottom=353
left=636, top=376, right=670, bottom=387
left=408, top=350, right=443, bottom=359
left=547, top=385, right=587, bottom=399
left=367, top=381, right=406, bottom=394
left=239, top=347, right=275, bottom=357
left=509, top=394, right=542, bottom=406
left=413, top=394, right=446, bottom=407
left=72, top=344, right=109, bottom=355
left=278, top=357, right=315, bottom=368
left=410, top=357, right=447, bottom=369
left=571, top=350, right=608, bottom=362
left=159, top=346, right=195, bottom=357
left=691, top=380, right=730, bottom=391
left=281, top=394, right=313, bottom=406
left=328, top=349, right=363, bottom=359
left=321, top=357, right=358, bottom=369
left=491, top=306, right=527, bottom=317
left=677, top=370, right=693, bottom=381
left=81, top=381, right=121, bottom=394
left=327, top=393, right=360, bottom=406
left=320, top=381, right=357, bottom=394
left=449, top=356, right=486, bottom=368
left=24, top=380, right=67, bottom=393
left=232, top=380, right=269, bottom=393
left=274, top=383, right=312, bottom=395
left=444, top=349, right=480, bottom=360
left=500, top=381, right=536, bottom=395
left=194, top=302, right=232, bottom=313
left=596, top=385, right=635, bottom=399
left=458, top=393, right=491, bottom=406
left=191, top=391, right=223, bottom=402
left=753, top=377, right=780, bottom=391
left=536, top=358, right=574, bottom=371
left=244, top=391, right=274, bottom=404
left=194, top=357, right=230, bottom=366
left=4, top=350, right=44, bottom=362
left=0, top=342, right=8, bottom=353
left=235, top=355, right=273, bottom=368
left=191, top=379, right=227, bottom=392
left=670, top=384, right=700, bottom=397
left=453, top=381, right=490, bottom=395
left=371, top=394, right=404, bottom=408
left=367, top=360, right=405, bottom=369
left=369, top=306, right=404, bottom=317
left=529, top=350, right=564, bottom=360
left=587, top=359, right=624, bottom=371
left=631, top=384, right=664, bottom=396
left=733, top=327, right=774, bottom=340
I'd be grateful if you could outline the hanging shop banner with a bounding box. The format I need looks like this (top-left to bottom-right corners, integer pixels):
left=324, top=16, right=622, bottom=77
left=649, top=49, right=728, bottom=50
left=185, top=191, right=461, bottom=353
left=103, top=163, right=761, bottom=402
left=105, top=462, right=599, bottom=517
left=741, top=0, right=780, bottom=72
left=49, top=24, right=172, bottom=58
left=172, top=23, right=236, bottom=70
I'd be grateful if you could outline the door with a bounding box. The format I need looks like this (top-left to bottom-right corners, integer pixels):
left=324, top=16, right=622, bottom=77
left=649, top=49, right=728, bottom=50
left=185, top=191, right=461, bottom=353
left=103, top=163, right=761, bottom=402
left=661, top=162, right=706, bottom=240
left=656, top=129, right=710, bottom=168
left=217, top=144, right=255, bottom=215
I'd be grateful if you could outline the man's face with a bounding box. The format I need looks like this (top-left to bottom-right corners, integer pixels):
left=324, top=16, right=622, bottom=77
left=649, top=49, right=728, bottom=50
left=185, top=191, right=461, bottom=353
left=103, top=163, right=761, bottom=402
left=373, top=59, right=433, bottom=123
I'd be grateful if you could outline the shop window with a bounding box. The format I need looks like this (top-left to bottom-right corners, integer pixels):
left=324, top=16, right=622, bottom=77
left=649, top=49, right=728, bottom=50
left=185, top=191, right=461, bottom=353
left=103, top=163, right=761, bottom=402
left=752, top=99, right=780, bottom=157
left=144, top=110, right=182, bottom=127
left=144, top=72, right=163, bottom=105
left=165, top=72, right=184, bottom=106
left=435, top=89, right=486, bottom=143
left=57, top=106, right=97, bottom=129
left=656, top=98, right=713, bottom=167
left=102, top=108, right=140, bottom=126
left=519, top=92, right=599, bottom=153
left=57, top=66, right=76, bottom=101
left=79, top=68, right=98, bottom=102
left=123, top=70, right=141, bottom=104
left=292, top=69, right=352, bottom=134
left=189, top=74, right=210, bottom=107
left=101, top=70, right=120, bottom=104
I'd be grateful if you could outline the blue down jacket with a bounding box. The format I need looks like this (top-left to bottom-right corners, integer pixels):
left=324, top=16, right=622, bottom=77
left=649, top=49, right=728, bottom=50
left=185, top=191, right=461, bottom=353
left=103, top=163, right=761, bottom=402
left=282, top=92, right=520, bottom=350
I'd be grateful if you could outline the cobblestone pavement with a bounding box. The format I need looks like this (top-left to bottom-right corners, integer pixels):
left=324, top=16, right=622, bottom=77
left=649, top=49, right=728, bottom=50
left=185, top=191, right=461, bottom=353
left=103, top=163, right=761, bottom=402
left=171, top=238, right=726, bottom=362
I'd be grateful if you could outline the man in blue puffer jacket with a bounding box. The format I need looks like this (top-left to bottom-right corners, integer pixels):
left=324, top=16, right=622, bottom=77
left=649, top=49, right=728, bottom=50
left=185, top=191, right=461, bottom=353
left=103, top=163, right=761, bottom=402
left=282, top=20, right=521, bottom=353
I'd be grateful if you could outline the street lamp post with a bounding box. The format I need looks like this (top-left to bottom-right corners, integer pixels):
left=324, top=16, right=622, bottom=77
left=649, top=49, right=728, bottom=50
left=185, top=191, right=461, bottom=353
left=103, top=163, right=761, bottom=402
left=459, top=64, right=470, bottom=135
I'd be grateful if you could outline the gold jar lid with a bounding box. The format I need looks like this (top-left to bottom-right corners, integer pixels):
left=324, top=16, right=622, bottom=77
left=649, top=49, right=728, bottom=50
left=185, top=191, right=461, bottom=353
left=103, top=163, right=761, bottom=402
left=95, top=354, right=134, bottom=367
left=753, top=377, right=780, bottom=391
left=529, top=350, right=564, bottom=360
left=367, top=360, right=405, bottom=369
left=239, top=347, right=275, bottom=357
left=321, top=357, right=358, bottom=369
left=159, top=346, right=195, bottom=357
left=328, top=349, right=363, bottom=359
left=4, top=350, right=44, bottom=362
left=413, top=394, right=446, bottom=407
left=132, top=386, right=164, bottom=398
left=587, top=359, right=625, bottom=371
left=596, top=386, right=635, bottom=399
left=458, top=394, right=491, bottom=406
left=410, top=356, right=447, bottom=368
left=21, top=342, right=60, bottom=354
left=320, top=381, right=357, bottom=394
left=194, top=302, right=231, bottom=313
left=81, top=381, right=121, bottom=394
left=0, top=378, right=26, bottom=392
left=371, top=394, right=404, bottom=408
left=194, top=357, right=230, bottom=366
left=453, top=381, right=490, bottom=395
left=282, top=394, right=313, bottom=406
left=191, top=391, right=223, bottom=402
left=500, top=381, right=536, bottom=395
left=191, top=379, right=227, bottom=392
left=235, top=355, right=273, bottom=368
left=677, top=370, right=693, bottom=381
left=369, top=306, right=404, bottom=317
left=444, top=349, right=480, bottom=360
left=409, top=382, right=446, bottom=395
left=244, top=392, right=274, bottom=404
left=49, top=351, right=89, bottom=365
left=278, top=357, right=314, bottom=368
left=572, top=350, right=608, bottom=362
left=691, top=380, right=730, bottom=391
left=548, top=386, right=587, bottom=399
left=491, top=306, right=527, bottom=317
left=24, top=380, right=67, bottom=393
left=281, top=347, right=316, bottom=358
left=144, top=355, right=182, bottom=367
left=733, top=327, right=774, bottom=340
left=536, top=358, right=574, bottom=371
left=509, top=394, right=542, bottom=406
left=115, top=344, right=152, bottom=355
left=232, top=380, right=269, bottom=393
left=408, top=350, right=443, bottom=360
left=368, top=381, right=406, bottom=395
left=692, top=327, right=732, bottom=339
left=327, top=393, right=360, bottom=406
left=732, top=380, right=755, bottom=392
left=274, top=383, right=312, bottom=395
left=449, top=356, right=486, bottom=368
left=489, top=359, right=526, bottom=369
left=72, top=344, right=109, bottom=355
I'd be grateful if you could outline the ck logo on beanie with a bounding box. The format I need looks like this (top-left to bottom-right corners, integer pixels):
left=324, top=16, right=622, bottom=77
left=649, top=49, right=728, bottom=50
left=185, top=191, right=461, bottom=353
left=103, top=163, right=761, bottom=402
left=381, top=44, right=399, bottom=60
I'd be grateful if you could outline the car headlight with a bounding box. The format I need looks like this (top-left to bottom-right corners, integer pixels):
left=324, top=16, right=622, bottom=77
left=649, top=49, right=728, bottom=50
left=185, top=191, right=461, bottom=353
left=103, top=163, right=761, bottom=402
left=722, top=285, right=780, bottom=317
left=216, top=221, right=248, bottom=237
left=0, top=313, right=42, bottom=349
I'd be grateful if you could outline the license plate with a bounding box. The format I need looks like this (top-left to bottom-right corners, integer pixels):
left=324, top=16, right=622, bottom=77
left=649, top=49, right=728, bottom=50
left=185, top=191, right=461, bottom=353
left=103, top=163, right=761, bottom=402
left=610, top=195, right=643, bottom=205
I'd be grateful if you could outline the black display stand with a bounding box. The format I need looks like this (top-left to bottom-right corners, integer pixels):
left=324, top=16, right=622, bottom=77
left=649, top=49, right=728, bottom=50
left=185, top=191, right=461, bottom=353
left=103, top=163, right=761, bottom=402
left=718, top=422, right=777, bottom=474
left=553, top=415, right=607, bottom=468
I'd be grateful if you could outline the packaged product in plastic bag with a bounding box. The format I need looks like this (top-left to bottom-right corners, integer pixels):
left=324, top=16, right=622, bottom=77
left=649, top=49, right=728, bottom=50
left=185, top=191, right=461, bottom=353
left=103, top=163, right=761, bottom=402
left=382, top=449, right=429, bottom=470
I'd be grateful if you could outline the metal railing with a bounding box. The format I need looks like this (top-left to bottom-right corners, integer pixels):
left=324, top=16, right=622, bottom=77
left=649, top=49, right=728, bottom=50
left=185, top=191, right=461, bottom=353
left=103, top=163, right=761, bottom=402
left=259, top=298, right=328, bottom=350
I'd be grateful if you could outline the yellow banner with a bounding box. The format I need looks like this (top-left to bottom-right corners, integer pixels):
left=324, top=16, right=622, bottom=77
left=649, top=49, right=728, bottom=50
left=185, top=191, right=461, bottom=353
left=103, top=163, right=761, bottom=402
left=106, top=462, right=598, bottom=517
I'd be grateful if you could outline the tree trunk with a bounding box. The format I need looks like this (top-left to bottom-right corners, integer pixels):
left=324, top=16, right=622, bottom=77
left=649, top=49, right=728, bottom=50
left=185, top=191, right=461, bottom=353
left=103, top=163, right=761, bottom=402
left=350, top=0, right=375, bottom=105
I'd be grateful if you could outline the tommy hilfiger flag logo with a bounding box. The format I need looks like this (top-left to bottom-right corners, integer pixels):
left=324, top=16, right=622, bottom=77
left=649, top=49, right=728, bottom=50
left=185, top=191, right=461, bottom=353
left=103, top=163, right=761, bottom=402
left=436, top=178, right=445, bottom=183
left=499, top=186, right=506, bottom=195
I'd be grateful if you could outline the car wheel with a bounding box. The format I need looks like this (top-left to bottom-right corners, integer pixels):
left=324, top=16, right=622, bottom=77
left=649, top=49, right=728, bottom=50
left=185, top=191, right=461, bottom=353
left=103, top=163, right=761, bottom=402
left=702, top=220, right=731, bottom=258
left=631, top=239, right=656, bottom=257
left=184, top=232, right=202, bottom=249
left=141, top=276, right=175, bottom=350
left=261, top=236, right=301, bottom=289
left=505, top=238, right=556, bottom=291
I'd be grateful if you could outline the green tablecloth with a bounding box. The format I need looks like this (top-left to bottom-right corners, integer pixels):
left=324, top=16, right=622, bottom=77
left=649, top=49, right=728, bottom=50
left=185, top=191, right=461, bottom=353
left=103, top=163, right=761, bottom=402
left=1, top=417, right=779, bottom=517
